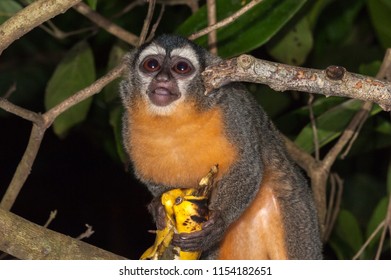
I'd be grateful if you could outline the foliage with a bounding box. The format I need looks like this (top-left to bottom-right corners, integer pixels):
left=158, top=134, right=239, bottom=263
left=0, top=0, right=390, bottom=259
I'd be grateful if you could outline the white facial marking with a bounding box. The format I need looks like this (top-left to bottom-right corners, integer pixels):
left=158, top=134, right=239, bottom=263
left=136, top=44, right=200, bottom=116
left=171, top=46, right=200, bottom=99
left=171, top=46, right=200, bottom=70
left=137, top=43, right=166, bottom=66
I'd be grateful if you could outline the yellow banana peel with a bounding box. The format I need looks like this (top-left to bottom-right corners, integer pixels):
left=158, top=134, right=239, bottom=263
left=140, top=165, right=218, bottom=260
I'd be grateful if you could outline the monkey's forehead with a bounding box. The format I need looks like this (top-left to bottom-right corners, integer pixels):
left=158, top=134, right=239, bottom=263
left=137, top=43, right=200, bottom=69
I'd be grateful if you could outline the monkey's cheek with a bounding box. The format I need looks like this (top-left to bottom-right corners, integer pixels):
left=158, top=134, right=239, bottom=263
left=148, top=88, right=180, bottom=107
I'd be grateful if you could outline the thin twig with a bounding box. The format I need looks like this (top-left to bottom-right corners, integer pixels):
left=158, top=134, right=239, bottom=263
left=323, top=101, right=372, bottom=170
left=189, top=0, right=263, bottom=40
left=2, top=83, right=16, bottom=99
left=138, top=0, right=156, bottom=46
left=146, top=4, right=166, bottom=43
left=375, top=194, right=391, bottom=259
left=353, top=220, right=385, bottom=260
left=73, top=2, right=139, bottom=46
left=40, top=20, right=96, bottom=40
left=206, top=0, right=217, bottom=54
left=340, top=108, right=370, bottom=159
left=324, top=173, right=336, bottom=237
left=324, top=173, right=343, bottom=241
left=308, top=94, right=320, bottom=161
left=44, top=61, right=127, bottom=124
left=43, top=210, right=58, bottom=228
left=76, top=224, right=95, bottom=240
left=0, top=124, right=45, bottom=211
left=0, top=98, right=42, bottom=124
left=113, top=0, right=145, bottom=18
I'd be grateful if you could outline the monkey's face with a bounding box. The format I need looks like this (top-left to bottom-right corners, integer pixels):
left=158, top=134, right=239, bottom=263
left=133, top=41, right=202, bottom=115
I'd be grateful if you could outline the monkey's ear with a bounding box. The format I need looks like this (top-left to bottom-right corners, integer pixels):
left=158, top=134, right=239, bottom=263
left=123, top=48, right=138, bottom=69
left=203, top=51, right=223, bottom=67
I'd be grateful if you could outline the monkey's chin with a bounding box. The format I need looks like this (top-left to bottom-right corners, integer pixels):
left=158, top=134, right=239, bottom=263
left=148, top=88, right=180, bottom=107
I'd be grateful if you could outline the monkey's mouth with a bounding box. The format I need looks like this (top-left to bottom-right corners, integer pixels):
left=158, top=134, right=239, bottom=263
left=149, top=87, right=180, bottom=107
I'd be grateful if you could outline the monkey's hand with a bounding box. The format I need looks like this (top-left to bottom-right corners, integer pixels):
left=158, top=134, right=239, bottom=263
left=148, top=197, right=166, bottom=230
left=172, top=211, right=225, bottom=251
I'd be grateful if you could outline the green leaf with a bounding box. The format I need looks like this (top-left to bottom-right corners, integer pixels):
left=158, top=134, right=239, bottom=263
left=0, top=0, right=22, bottom=24
left=176, top=0, right=307, bottom=57
left=85, top=0, right=97, bottom=10
left=368, top=0, right=391, bottom=48
left=295, top=99, right=361, bottom=153
left=45, top=41, right=96, bottom=138
left=306, top=0, right=334, bottom=29
left=359, top=61, right=382, bottom=76
left=102, top=44, right=129, bottom=103
left=294, top=99, right=382, bottom=153
left=365, top=197, right=389, bottom=258
left=266, top=16, right=313, bottom=65
left=388, top=161, right=391, bottom=194
left=109, top=106, right=127, bottom=163
left=329, top=209, right=363, bottom=259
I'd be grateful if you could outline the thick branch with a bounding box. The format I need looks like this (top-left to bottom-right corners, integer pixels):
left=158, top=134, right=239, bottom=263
left=202, top=55, right=391, bottom=111
left=0, top=0, right=81, bottom=55
left=0, top=208, right=126, bottom=260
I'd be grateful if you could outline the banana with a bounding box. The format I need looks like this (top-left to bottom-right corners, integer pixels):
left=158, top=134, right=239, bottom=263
left=140, top=165, right=218, bottom=260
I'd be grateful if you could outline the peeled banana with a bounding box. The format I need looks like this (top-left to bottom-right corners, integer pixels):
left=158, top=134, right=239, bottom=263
left=140, top=165, right=218, bottom=260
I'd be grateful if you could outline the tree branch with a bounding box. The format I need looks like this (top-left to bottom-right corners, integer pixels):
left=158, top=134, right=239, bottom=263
left=0, top=208, right=126, bottom=260
left=0, top=0, right=82, bottom=55
left=202, top=54, right=391, bottom=111
left=0, top=61, right=127, bottom=211
left=73, top=2, right=139, bottom=46
left=206, top=0, right=217, bottom=54
left=189, top=0, right=263, bottom=40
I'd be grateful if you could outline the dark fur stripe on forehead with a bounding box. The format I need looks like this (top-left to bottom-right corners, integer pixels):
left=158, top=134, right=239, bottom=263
left=137, top=34, right=207, bottom=69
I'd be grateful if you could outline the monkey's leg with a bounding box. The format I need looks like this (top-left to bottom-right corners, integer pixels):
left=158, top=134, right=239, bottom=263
left=218, top=169, right=289, bottom=260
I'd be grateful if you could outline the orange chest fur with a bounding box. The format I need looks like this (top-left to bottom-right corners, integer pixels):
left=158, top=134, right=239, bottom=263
left=126, top=102, right=237, bottom=188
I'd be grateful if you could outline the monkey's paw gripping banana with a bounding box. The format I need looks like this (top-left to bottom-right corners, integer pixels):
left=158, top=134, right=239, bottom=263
left=140, top=165, right=218, bottom=260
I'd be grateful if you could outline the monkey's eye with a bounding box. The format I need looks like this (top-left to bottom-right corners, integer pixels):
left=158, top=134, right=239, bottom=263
left=142, top=58, right=161, bottom=72
left=173, top=61, right=192, bottom=75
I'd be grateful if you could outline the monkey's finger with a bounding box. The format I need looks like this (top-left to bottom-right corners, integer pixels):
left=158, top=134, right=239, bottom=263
left=172, top=219, right=225, bottom=251
left=148, top=197, right=167, bottom=230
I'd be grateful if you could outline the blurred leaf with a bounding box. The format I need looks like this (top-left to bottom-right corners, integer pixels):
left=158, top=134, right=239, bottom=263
left=294, top=99, right=382, bottom=153
left=294, top=99, right=361, bottom=153
left=358, top=61, right=382, bottom=76
left=0, top=0, right=22, bottom=24
left=266, top=16, right=313, bottom=65
left=307, top=0, right=334, bottom=29
left=45, top=41, right=96, bottom=138
left=388, top=161, right=391, bottom=194
left=102, top=43, right=129, bottom=103
left=324, top=0, right=366, bottom=44
left=86, top=0, right=97, bottom=10
left=109, top=106, right=127, bottom=163
left=368, top=0, right=391, bottom=48
left=330, top=209, right=363, bottom=259
left=365, top=197, right=389, bottom=257
left=176, top=0, right=307, bottom=57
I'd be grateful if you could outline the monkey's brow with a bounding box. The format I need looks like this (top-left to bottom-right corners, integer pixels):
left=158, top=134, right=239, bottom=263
left=138, top=44, right=166, bottom=62
left=170, top=46, right=199, bottom=69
